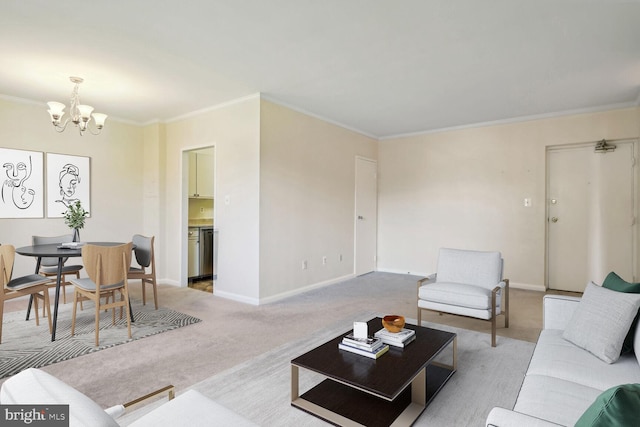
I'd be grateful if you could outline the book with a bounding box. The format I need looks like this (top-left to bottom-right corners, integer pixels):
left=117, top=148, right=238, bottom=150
left=342, top=334, right=384, bottom=351
left=338, top=342, right=389, bottom=359
left=374, top=328, right=416, bottom=348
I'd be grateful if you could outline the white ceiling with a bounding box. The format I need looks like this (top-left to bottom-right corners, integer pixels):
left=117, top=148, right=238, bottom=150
left=1, top=0, right=639, bottom=139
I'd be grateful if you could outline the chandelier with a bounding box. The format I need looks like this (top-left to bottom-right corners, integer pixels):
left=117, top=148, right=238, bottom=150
left=47, top=76, right=107, bottom=135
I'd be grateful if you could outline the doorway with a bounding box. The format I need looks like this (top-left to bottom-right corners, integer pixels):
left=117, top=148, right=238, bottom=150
left=354, top=157, right=378, bottom=276
left=546, top=140, right=637, bottom=292
left=185, top=146, right=216, bottom=293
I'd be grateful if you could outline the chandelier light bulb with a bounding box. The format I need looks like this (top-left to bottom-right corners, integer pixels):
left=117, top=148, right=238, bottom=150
left=47, top=77, right=107, bottom=135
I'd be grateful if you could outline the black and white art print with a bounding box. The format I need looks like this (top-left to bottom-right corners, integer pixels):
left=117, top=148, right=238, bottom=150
left=0, top=148, right=44, bottom=218
left=46, top=153, right=91, bottom=218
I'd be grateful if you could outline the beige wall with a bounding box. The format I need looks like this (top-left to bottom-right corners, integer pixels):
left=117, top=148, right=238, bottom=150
left=161, top=96, right=261, bottom=302
left=259, top=100, right=378, bottom=300
left=0, top=97, right=144, bottom=277
left=378, top=107, right=640, bottom=289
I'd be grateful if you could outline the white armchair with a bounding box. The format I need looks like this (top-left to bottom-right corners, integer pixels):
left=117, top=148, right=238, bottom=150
left=417, top=248, right=509, bottom=347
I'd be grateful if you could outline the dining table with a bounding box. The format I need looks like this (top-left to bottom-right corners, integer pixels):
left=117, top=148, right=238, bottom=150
left=15, top=242, right=133, bottom=342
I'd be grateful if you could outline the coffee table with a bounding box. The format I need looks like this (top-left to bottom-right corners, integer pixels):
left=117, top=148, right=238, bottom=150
left=291, top=317, right=457, bottom=426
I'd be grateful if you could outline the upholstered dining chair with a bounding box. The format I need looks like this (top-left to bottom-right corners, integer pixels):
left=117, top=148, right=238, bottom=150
left=70, top=243, right=133, bottom=346
left=417, top=248, right=509, bottom=347
left=32, top=234, right=84, bottom=308
left=0, top=244, right=52, bottom=344
left=128, top=234, right=158, bottom=309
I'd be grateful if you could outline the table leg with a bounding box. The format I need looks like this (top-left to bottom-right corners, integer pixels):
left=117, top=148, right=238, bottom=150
left=25, top=257, right=43, bottom=321
left=51, top=258, right=63, bottom=342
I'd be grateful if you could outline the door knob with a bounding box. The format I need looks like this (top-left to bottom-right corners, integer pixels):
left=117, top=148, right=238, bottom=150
left=551, top=217, right=559, bottom=223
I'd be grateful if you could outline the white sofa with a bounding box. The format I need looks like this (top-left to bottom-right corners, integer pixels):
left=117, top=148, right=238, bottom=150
left=486, top=293, right=640, bottom=426
left=0, top=368, right=257, bottom=427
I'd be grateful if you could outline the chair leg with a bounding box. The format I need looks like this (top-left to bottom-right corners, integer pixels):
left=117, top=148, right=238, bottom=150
left=124, top=289, right=132, bottom=340
left=71, top=291, right=78, bottom=337
left=142, top=281, right=147, bottom=306
left=417, top=306, right=422, bottom=327
left=43, top=289, right=52, bottom=333
left=0, top=300, right=4, bottom=344
left=33, top=295, right=40, bottom=327
left=150, top=278, right=159, bottom=310
left=95, top=298, right=101, bottom=346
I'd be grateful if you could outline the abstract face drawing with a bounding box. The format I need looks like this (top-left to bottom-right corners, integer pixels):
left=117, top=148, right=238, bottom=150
left=2, top=156, right=35, bottom=209
left=56, top=163, right=81, bottom=208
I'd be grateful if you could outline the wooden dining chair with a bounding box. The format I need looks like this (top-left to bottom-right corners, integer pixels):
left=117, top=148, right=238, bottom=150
left=0, top=245, right=52, bottom=344
left=32, top=234, right=84, bottom=310
left=70, top=243, right=133, bottom=346
left=128, top=235, right=158, bottom=309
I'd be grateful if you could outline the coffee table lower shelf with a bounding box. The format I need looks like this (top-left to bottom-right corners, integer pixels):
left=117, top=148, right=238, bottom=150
left=292, top=364, right=454, bottom=427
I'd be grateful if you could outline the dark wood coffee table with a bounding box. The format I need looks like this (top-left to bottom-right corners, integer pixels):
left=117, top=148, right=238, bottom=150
left=291, top=317, right=457, bottom=426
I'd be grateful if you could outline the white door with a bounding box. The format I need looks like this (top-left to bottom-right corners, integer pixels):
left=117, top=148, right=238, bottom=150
left=355, top=157, right=377, bottom=276
left=547, top=141, right=636, bottom=292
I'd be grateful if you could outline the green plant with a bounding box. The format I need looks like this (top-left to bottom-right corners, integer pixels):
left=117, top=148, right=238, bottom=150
left=64, top=201, right=89, bottom=229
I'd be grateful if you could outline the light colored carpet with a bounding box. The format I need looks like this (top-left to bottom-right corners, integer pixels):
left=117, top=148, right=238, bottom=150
left=119, top=314, right=535, bottom=426
left=0, top=299, right=201, bottom=379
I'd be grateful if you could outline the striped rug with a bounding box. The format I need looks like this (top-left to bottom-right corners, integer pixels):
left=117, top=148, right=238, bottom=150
left=0, top=299, right=201, bottom=379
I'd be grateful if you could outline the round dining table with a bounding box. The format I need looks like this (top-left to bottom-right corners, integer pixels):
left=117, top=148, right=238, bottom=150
left=15, top=242, right=133, bottom=341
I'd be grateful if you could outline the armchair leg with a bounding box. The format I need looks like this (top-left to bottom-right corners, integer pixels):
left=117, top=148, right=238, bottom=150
left=491, top=315, right=496, bottom=347
left=417, top=307, right=422, bottom=327
left=504, top=279, right=510, bottom=328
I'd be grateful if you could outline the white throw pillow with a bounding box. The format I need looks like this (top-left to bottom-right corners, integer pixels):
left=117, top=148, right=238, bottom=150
left=563, top=281, right=640, bottom=364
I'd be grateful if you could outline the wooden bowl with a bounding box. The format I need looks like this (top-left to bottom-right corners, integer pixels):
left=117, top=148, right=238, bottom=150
left=382, top=315, right=405, bottom=333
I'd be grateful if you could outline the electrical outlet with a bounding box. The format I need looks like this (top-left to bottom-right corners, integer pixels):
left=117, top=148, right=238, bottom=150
left=200, top=207, right=204, bottom=213
left=302, top=260, right=307, bottom=270
left=322, top=256, right=327, bottom=265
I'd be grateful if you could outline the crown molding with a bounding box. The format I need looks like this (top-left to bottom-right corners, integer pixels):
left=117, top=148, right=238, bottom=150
left=260, top=94, right=379, bottom=140
left=379, top=102, right=639, bottom=141
left=164, top=93, right=261, bottom=124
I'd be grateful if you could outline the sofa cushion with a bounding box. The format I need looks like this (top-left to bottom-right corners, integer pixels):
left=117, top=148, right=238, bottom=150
left=528, top=330, right=640, bottom=390
left=575, top=383, right=640, bottom=427
left=602, top=271, right=640, bottom=354
left=436, top=248, right=502, bottom=289
left=562, top=282, right=640, bottom=364
left=418, top=282, right=501, bottom=310
left=514, top=374, right=603, bottom=427
left=0, top=368, right=118, bottom=427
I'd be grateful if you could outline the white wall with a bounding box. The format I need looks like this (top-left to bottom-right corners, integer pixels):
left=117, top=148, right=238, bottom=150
left=377, top=107, right=640, bottom=289
left=0, top=97, right=144, bottom=278
left=258, top=100, right=378, bottom=300
left=161, top=96, right=261, bottom=303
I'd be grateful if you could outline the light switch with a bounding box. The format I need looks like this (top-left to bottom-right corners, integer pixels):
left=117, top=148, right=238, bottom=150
left=224, top=195, right=230, bottom=205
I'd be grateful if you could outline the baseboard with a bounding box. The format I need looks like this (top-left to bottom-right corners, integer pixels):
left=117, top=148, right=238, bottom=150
left=257, top=274, right=356, bottom=305
left=376, top=267, right=430, bottom=277
left=214, top=289, right=260, bottom=306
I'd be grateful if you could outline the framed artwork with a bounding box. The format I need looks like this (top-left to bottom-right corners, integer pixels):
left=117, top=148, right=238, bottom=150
left=46, top=153, right=91, bottom=218
left=0, top=147, right=44, bottom=218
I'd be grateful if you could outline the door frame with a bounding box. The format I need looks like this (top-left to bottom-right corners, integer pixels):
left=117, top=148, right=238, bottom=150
left=181, top=144, right=216, bottom=287
left=545, top=139, right=638, bottom=290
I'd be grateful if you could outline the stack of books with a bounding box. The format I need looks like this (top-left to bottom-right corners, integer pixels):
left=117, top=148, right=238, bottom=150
left=374, top=328, right=416, bottom=348
left=338, top=334, right=389, bottom=359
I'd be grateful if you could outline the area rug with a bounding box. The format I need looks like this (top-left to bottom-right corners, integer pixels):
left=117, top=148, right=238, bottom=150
left=0, top=299, right=201, bottom=379
left=119, top=313, right=535, bottom=426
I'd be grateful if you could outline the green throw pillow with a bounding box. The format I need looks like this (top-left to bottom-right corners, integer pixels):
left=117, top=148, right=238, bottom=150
left=602, top=272, right=640, bottom=354
left=575, top=384, right=640, bottom=427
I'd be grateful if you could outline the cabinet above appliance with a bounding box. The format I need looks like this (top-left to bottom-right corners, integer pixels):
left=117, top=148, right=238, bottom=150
left=188, top=151, right=214, bottom=198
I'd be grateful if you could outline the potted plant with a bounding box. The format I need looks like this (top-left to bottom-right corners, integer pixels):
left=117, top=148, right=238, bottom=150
left=64, top=200, right=89, bottom=242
